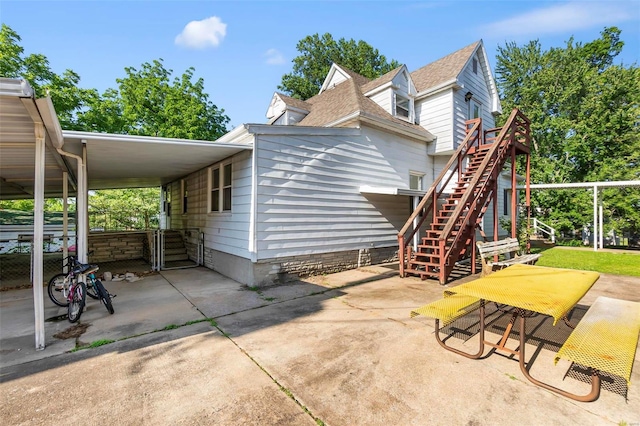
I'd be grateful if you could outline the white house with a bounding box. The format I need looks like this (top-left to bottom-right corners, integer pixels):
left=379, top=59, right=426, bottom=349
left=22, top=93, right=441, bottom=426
left=163, top=40, right=520, bottom=285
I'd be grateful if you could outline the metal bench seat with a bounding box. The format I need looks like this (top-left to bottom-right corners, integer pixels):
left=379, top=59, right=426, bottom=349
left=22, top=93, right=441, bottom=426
left=411, top=292, right=481, bottom=326
left=555, top=296, right=640, bottom=385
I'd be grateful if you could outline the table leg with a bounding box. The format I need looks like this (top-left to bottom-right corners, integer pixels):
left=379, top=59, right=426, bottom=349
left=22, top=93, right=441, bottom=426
left=434, top=303, right=486, bottom=359
left=517, top=315, right=601, bottom=402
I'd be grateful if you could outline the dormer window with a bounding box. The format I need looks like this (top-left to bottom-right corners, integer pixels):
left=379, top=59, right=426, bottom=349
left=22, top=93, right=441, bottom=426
left=395, top=94, right=410, bottom=118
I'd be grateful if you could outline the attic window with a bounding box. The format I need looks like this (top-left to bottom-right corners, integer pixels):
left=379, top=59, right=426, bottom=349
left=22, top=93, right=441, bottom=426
left=472, top=59, right=478, bottom=74
left=395, top=94, right=410, bottom=118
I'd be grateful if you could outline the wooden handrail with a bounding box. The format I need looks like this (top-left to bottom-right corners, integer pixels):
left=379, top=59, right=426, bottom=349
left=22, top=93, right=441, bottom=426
left=397, top=108, right=530, bottom=279
left=440, top=109, right=525, bottom=260
left=397, top=118, right=482, bottom=273
left=397, top=119, right=481, bottom=240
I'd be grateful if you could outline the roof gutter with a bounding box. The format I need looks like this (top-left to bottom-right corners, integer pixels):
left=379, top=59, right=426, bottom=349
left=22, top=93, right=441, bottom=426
left=35, top=97, right=64, bottom=149
left=415, top=78, right=461, bottom=100
left=358, top=112, right=435, bottom=142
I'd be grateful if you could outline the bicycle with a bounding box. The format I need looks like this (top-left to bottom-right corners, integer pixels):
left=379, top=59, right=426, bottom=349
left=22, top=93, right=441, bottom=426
left=47, top=260, right=87, bottom=322
left=47, top=256, right=115, bottom=315
left=82, top=260, right=114, bottom=315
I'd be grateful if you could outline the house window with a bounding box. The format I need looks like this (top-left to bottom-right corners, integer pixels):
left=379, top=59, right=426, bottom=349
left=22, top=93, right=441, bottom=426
left=469, top=99, right=481, bottom=120
left=503, top=189, right=509, bottom=216
left=395, top=94, right=410, bottom=119
left=209, top=161, right=232, bottom=212
left=472, top=58, right=478, bottom=74
left=410, top=173, right=423, bottom=190
left=181, top=179, right=188, bottom=214
left=163, top=186, right=171, bottom=217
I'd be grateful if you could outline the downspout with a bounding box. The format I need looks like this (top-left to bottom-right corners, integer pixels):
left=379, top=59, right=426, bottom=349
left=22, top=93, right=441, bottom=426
left=33, top=123, right=46, bottom=351
left=56, top=148, right=87, bottom=263
left=249, top=135, right=258, bottom=262
left=62, top=171, right=69, bottom=273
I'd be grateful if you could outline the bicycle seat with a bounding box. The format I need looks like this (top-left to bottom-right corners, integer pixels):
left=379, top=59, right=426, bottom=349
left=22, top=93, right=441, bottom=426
left=73, top=263, right=98, bottom=274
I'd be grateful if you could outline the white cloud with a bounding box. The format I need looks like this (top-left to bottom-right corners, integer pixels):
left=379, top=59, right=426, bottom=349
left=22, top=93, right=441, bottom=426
left=264, top=48, right=285, bottom=65
left=175, top=16, right=227, bottom=49
left=482, top=2, right=636, bottom=38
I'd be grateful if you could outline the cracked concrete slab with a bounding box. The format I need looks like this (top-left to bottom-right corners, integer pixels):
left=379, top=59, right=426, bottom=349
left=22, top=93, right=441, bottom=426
left=1, top=263, right=639, bottom=425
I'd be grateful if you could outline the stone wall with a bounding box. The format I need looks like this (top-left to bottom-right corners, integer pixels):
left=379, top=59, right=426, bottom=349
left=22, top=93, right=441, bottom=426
left=88, top=232, right=150, bottom=263
left=203, top=246, right=398, bottom=287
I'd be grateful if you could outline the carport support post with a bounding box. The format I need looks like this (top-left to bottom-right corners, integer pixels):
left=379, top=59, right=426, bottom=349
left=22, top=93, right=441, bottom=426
left=33, top=124, right=46, bottom=350
left=593, top=185, right=598, bottom=251
left=62, top=171, right=69, bottom=273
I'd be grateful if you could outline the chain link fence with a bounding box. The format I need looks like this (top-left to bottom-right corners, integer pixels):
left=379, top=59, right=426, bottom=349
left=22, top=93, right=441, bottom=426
left=1, top=209, right=160, bottom=289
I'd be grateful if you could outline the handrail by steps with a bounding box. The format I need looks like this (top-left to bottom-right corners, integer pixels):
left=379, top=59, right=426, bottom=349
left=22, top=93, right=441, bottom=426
left=397, top=118, right=482, bottom=276
left=440, top=109, right=530, bottom=262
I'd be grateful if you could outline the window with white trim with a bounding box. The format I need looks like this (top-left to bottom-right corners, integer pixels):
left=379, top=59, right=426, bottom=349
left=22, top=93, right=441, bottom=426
left=209, top=161, right=232, bottom=212
left=409, top=172, right=423, bottom=190
left=395, top=93, right=410, bottom=119
left=181, top=179, right=188, bottom=214
left=163, top=186, right=171, bottom=217
left=469, top=99, right=482, bottom=120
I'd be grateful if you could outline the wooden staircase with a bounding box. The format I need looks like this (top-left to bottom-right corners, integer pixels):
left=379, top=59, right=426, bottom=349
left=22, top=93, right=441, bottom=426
left=398, top=109, right=532, bottom=284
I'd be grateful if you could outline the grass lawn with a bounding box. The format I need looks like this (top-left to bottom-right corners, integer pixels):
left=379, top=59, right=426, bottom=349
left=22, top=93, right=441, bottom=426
left=535, top=247, right=640, bottom=277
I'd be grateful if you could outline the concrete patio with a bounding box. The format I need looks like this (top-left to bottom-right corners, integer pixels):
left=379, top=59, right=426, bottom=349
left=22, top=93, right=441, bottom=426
left=1, top=264, right=639, bottom=425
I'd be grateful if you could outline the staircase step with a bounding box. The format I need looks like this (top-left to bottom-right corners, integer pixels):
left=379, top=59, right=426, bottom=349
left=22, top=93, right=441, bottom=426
left=408, top=260, right=441, bottom=268
left=164, top=253, right=189, bottom=262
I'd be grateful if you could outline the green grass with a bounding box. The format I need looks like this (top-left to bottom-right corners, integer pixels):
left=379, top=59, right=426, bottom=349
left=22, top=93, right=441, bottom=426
left=536, top=248, right=640, bottom=277
left=72, top=339, right=115, bottom=352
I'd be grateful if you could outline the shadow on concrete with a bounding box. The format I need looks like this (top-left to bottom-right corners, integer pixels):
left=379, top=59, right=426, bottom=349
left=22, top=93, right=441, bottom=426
left=435, top=302, right=631, bottom=399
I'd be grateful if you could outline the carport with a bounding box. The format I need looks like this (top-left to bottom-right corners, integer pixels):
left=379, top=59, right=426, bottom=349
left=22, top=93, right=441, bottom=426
left=0, top=77, right=253, bottom=349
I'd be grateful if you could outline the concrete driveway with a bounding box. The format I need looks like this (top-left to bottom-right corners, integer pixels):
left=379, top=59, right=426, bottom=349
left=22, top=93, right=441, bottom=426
left=1, top=264, right=639, bottom=425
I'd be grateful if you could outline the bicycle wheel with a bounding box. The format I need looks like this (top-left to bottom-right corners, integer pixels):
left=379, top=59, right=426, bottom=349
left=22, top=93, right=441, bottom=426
left=94, top=280, right=114, bottom=315
left=47, top=273, right=68, bottom=307
left=86, top=279, right=100, bottom=300
left=67, top=282, right=86, bottom=323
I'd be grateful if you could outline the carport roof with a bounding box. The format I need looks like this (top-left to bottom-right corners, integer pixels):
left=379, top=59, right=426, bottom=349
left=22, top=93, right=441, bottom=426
left=62, top=131, right=252, bottom=191
left=0, top=78, right=253, bottom=199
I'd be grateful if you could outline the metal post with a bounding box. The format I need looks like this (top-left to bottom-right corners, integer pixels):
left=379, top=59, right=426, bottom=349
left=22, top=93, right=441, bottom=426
left=33, top=124, right=46, bottom=350
left=79, top=142, right=88, bottom=263
left=63, top=171, right=69, bottom=273
left=593, top=186, right=598, bottom=251
left=412, top=196, right=419, bottom=251
left=599, top=204, right=603, bottom=249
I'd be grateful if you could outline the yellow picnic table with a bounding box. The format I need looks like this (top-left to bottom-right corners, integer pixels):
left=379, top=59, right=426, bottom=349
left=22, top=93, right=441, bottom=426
left=415, top=263, right=605, bottom=401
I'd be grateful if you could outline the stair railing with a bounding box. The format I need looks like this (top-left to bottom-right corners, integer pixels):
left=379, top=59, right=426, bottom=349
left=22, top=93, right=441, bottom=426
left=397, top=118, right=482, bottom=276
left=532, top=218, right=556, bottom=243
left=439, top=109, right=529, bottom=263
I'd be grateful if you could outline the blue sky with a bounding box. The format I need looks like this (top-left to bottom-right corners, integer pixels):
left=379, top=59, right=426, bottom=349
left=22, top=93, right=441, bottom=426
left=2, top=1, right=639, bottom=129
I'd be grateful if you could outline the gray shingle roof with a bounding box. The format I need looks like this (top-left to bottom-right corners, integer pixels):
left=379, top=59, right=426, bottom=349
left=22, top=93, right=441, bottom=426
left=272, top=42, right=480, bottom=139
left=297, top=78, right=430, bottom=137
left=333, top=65, right=371, bottom=88
left=410, top=41, right=480, bottom=92
left=276, top=93, right=312, bottom=112
left=360, top=66, right=403, bottom=94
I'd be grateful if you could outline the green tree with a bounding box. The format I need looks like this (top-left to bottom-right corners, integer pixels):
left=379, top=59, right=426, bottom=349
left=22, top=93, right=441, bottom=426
left=1, top=25, right=231, bottom=226
left=496, top=27, right=640, bottom=239
left=279, top=33, right=400, bottom=100
left=89, top=188, right=160, bottom=230
left=79, top=60, right=229, bottom=139
left=0, top=23, right=97, bottom=130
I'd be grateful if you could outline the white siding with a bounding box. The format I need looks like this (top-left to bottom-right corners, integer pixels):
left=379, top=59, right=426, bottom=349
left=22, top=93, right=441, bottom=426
left=453, top=51, right=497, bottom=148
left=416, top=90, right=453, bottom=153
left=168, top=149, right=253, bottom=259
left=481, top=172, right=517, bottom=239
left=370, top=89, right=393, bottom=115
left=325, top=69, right=349, bottom=89
left=392, top=70, right=409, bottom=94
left=254, top=126, right=430, bottom=259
